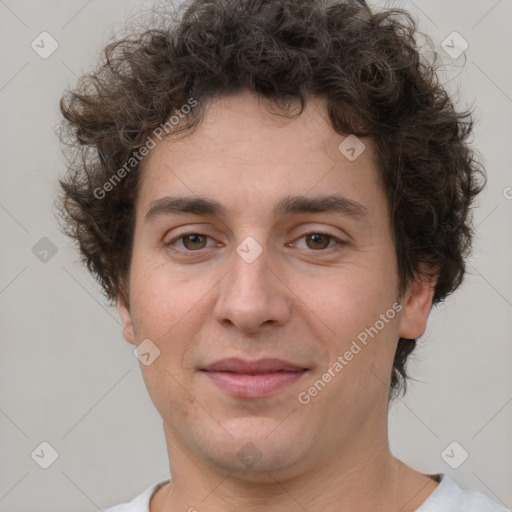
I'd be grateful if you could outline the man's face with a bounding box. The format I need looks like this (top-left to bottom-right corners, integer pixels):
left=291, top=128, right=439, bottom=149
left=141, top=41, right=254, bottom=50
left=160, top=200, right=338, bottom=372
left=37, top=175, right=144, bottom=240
left=119, top=90, right=431, bottom=479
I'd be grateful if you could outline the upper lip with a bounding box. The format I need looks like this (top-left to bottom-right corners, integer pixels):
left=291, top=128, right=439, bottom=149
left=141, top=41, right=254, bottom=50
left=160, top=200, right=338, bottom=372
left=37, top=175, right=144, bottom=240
left=201, top=358, right=307, bottom=374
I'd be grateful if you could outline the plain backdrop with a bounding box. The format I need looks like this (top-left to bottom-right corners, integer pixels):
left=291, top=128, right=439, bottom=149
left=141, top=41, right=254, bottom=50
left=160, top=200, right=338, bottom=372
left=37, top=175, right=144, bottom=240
left=0, top=0, right=511, bottom=511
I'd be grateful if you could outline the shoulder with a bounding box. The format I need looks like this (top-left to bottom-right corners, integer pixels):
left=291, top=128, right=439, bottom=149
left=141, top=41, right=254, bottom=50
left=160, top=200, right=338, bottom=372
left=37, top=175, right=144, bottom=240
left=100, top=480, right=170, bottom=512
left=417, top=473, right=510, bottom=512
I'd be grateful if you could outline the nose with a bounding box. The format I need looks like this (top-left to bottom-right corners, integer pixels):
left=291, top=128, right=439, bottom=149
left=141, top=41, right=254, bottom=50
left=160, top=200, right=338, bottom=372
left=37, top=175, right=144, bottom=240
left=213, top=241, right=291, bottom=333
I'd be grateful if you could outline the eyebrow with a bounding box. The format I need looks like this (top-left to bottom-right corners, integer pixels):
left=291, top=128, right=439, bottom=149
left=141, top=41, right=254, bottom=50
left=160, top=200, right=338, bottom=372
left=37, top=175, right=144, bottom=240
left=144, top=194, right=368, bottom=223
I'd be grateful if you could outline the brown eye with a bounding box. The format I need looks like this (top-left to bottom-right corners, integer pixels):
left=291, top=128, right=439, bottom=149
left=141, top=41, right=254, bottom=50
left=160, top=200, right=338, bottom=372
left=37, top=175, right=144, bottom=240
left=164, top=232, right=219, bottom=254
left=289, top=232, right=345, bottom=252
left=305, top=233, right=332, bottom=250
left=181, top=234, right=208, bottom=250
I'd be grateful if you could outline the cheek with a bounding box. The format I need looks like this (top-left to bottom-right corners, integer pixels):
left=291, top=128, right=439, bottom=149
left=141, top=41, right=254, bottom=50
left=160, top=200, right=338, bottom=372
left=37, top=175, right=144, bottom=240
left=128, top=259, right=222, bottom=372
left=128, top=254, right=197, bottom=336
left=128, top=266, right=205, bottom=410
left=289, top=257, right=400, bottom=390
left=296, top=260, right=397, bottom=335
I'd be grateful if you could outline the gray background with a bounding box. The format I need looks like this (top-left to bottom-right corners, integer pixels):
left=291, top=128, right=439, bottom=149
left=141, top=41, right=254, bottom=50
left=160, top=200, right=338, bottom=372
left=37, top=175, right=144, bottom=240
left=0, top=0, right=511, bottom=510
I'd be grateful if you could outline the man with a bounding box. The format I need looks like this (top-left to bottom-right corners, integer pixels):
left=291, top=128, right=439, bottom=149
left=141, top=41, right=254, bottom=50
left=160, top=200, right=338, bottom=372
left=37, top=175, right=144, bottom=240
left=56, top=0, right=509, bottom=510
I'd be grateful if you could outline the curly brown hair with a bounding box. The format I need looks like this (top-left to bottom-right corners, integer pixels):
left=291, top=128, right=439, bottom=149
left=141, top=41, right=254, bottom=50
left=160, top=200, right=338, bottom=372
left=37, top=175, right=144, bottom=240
left=56, top=0, right=485, bottom=400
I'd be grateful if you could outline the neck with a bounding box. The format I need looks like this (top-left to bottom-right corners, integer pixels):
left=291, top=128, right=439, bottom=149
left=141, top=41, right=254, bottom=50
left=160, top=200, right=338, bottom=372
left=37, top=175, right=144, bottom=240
left=150, top=414, right=436, bottom=512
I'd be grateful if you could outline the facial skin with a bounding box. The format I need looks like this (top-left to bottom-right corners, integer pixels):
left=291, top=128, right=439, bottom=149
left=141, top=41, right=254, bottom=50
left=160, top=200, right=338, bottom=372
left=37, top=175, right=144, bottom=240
left=118, top=90, right=438, bottom=512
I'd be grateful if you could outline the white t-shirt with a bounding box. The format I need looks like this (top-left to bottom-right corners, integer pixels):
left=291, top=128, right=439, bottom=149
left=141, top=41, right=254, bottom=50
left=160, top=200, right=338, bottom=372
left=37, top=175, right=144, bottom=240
left=102, top=473, right=510, bottom=512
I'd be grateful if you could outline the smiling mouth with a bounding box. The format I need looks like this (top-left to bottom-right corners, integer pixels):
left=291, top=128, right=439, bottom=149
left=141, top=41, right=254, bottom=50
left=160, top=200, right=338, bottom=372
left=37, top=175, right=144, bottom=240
left=200, top=358, right=308, bottom=398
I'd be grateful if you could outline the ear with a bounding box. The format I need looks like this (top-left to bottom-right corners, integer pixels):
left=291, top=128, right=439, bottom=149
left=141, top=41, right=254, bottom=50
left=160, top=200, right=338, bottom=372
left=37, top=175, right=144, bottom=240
left=118, top=293, right=137, bottom=346
left=398, top=268, right=438, bottom=340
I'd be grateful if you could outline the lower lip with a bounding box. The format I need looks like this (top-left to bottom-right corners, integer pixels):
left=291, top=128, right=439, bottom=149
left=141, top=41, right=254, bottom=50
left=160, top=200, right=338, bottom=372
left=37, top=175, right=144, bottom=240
left=202, top=370, right=307, bottom=398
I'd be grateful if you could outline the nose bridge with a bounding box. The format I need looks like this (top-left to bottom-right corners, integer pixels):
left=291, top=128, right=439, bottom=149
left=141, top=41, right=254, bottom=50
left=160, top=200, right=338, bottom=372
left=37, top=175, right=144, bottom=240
left=214, top=235, right=290, bottom=331
left=232, top=240, right=269, bottom=293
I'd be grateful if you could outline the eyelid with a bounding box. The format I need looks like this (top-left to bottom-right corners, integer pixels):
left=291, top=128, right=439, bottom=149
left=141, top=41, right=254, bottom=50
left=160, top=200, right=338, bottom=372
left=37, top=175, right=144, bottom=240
left=164, top=230, right=346, bottom=253
left=165, top=231, right=219, bottom=251
left=288, top=231, right=345, bottom=251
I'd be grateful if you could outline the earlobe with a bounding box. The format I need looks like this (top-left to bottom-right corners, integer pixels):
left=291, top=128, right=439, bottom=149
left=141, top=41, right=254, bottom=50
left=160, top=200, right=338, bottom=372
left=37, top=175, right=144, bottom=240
left=117, top=294, right=137, bottom=345
left=398, top=270, right=437, bottom=340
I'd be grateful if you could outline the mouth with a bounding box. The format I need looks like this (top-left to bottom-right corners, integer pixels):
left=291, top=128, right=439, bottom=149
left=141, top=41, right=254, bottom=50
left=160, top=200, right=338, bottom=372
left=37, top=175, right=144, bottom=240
left=200, top=358, right=309, bottom=398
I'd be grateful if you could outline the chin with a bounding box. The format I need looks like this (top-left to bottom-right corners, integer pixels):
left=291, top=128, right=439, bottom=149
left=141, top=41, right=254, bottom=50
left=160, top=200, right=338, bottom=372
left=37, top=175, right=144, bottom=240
left=196, top=418, right=311, bottom=478
left=210, top=443, right=305, bottom=482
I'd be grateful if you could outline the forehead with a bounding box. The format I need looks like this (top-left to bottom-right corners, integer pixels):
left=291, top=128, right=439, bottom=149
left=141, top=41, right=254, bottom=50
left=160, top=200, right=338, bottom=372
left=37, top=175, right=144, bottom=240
left=136, top=91, right=385, bottom=220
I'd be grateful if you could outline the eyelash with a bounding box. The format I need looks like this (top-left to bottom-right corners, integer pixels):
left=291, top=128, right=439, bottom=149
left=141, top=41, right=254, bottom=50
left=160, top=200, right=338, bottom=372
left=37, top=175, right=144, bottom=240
left=165, top=232, right=345, bottom=254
